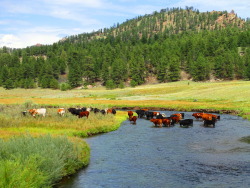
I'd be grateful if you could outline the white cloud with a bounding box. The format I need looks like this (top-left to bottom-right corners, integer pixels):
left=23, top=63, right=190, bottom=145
left=0, top=33, right=59, bottom=48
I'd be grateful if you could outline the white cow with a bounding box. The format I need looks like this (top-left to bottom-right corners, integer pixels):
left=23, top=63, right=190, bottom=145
left=57, top=108, right=65, bottom=116
left=28, top=108, right=46, bottom=117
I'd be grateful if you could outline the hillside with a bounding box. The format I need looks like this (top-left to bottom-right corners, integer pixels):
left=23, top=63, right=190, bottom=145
left=0, top=7, right=250, bottom=90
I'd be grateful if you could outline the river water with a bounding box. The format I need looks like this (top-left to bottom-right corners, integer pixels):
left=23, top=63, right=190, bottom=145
left=59, top=111, right=250, bottom=188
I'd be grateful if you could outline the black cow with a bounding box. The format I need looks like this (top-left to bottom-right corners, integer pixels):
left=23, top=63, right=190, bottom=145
left=100, top=109, right=106, bottom=115
left=93, top=108, right=100, bottom=113
left=180, top=119, right=193, bottom=127
left=68, top=108, right=86, bottom=116
left=112, top=109, right=116, bottom=115
left=145, top=111, right=154, bottom=119
left=136, top=110, right=145, bottom=118
left=204, top=117, right=216, bottom=128
left=21, top=111, right=27, bottom=116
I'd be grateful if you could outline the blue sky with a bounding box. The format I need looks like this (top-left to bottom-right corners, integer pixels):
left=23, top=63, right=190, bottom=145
left=0, top=0, right=249, bottom=48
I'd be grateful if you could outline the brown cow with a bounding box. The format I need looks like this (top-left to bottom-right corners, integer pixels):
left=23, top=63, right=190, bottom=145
left=128, top=111, right=133, bottom=118
left=192, top=112, right=204, bottom=119
left=170, top=115, right=181, bottom=124
left=206, top=113, right=220, bottom=120
left=78, top=111, right=89, bottom=118
left=106, top=108, right=116, bottom=115
left=171, top=113, right=184, bottom=119
left=150, top=119, right=163, bottom=128
left=201, top=113, right=220, bottom=121
left=129, top=116, right=137, bottom=124
left=162, top=118, right=171, bottom=127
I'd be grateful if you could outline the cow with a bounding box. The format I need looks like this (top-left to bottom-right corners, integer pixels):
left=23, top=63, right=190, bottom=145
left=79, top=111, right=89, bottom=118
left=171, top=113, right=184, bottom=119
left=57, top=108, right=65, bottom=116
left=170, top=115, right=181, bottom=125
left=128, top=111, right=133, bottom=118
left=136, top=110, right=145, bottom=118
left=100, top=109, right=106, bottom=115
left=156, top=113, right=167, bottom=119
left=68, top=108, right=82, bottom=116
left=150, top=119, right=163, bottom=128
left=145, top=111, right=154, bottom=120
left=106, top=108, right=116, bottom=115
left=192, top=112, right=204, bottom=120
left=93, top=108, right=100, bottom=113
left=201, top=113, right=220, bottom=121
left=129, top=116, right=137, bottom=124
left=180, top=119, right=193, bottom=127
left=162, top=118, right=171, bottom=127
left=206, top=113, right=220, bottom=120
left=204, top=117, right=216, bottom=128
left=22, top=111, right=27, bottom=116
left=28, top=108, right=46, bottom=118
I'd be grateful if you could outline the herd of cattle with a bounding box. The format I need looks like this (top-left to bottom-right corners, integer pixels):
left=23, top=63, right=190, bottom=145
left=128, top=109, right=220, bottom=128
left=22, top=107, right=116, bottom=118
left=22, top=107, right=220, bottom=128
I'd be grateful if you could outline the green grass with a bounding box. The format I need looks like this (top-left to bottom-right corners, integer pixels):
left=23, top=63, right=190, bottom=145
left=0, top=104, right=127, bottom=187
left=0, top=134, right=90, bottom=188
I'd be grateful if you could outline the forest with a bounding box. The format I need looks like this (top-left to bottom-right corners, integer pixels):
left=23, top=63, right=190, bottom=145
left=0, top=7, right=250, bottom=90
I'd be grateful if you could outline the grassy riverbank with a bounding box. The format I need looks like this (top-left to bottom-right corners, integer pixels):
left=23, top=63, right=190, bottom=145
left=0, top=103, right=127, bottom=187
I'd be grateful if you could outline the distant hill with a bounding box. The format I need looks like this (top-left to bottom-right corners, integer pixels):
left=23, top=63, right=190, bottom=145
left=60, top=7, right=246, bottom=44
left=0, top=7, right=250, bottom=90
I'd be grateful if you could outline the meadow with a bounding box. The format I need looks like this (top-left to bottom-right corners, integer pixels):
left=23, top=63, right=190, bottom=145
left=0, top=80, right=249, bottom=187
left=0, top=80, right=249, bottom=118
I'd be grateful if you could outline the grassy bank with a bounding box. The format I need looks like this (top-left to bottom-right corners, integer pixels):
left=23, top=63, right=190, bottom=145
left=0, top=103, right=127, bottom=187
left=0, top=134, right=90, bottom=188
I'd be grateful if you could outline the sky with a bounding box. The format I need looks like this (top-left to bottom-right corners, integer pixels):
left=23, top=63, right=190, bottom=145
left=0, top=0, right=249, bottom=49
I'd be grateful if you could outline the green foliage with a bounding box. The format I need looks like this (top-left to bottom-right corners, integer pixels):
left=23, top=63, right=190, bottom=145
left=130, top=80, right=138, bottom=87
left=60, top=83, right=71, bottom=91
left=105, top=79, right=116, bottom=90
left=0, top=134, right=90, bottom=187
left=118, top=81, right=125, bottom=89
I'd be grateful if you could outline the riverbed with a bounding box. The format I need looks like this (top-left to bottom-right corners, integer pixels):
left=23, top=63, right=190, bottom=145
left=59, top=111, right=250, bottom=188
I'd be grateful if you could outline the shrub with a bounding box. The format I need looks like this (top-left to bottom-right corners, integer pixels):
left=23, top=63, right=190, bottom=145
left=60, top=83, right=71, bottom=91
left=105, top=79, right=116, bottom=90
left=0, top=134, right=90, bottom=187
left=130, top=80, right=137, bottom=87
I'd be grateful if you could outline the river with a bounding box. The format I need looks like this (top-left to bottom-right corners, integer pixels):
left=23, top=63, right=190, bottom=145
left=58, top=111, right=250, bottom=188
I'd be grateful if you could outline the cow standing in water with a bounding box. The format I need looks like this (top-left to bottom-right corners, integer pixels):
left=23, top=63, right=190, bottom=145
left=129, top=116, right=137, bottom=124
left=28, top=108, right=46, bottom=118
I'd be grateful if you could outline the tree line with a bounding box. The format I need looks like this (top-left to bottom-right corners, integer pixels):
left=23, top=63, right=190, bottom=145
left=0, top=7, right=250, bottom=90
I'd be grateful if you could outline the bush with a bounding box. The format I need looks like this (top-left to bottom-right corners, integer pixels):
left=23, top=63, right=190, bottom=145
left=0, top=134, right=90, bottom=187
left=130, top=80, right=137, bottom=87
left=118, top=81, right=125, bottom=89
left=105, top=79, right=116, bottom=90
left=60, top=83, right=71, bottom=91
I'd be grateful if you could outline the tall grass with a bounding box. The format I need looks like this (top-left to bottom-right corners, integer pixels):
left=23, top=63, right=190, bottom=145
left=0, top=134, right=90, bottom=188
left=0, top=103, right=127, bottom=187
left=0, top=104, right=127, bottom=138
